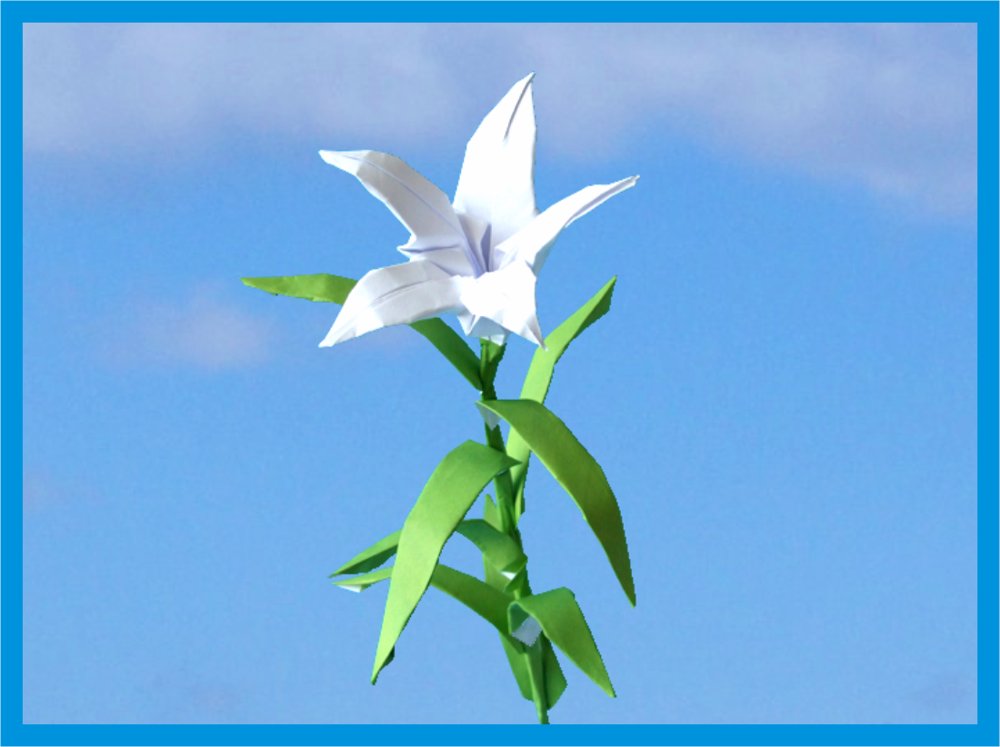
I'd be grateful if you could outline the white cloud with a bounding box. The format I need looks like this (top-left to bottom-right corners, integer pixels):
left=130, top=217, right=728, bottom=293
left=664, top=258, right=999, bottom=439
left=23, top=23, right=976, bottom=217
left=101, top=286, right=275, bottom=370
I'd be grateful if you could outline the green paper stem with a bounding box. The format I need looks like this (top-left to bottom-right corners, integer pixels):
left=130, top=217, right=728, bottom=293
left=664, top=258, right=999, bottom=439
left=478, top=340, right=518, bottom=534
left=477, top=344, right=555, bottom=724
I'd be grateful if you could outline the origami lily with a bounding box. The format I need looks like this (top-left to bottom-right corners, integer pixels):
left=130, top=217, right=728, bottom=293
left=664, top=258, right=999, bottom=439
left=246, top=71, right=639, bottom=724
left=317, top=73, right=638, bottom=348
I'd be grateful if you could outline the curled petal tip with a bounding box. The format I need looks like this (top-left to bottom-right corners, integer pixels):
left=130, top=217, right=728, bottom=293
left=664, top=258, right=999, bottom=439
left=318, top=150, right=345, bottom=169
left=319, top=324, right=350, bottom=348
left=527, top=319, right=546, bottom=349
left=318, top=149, right=365, bottom=171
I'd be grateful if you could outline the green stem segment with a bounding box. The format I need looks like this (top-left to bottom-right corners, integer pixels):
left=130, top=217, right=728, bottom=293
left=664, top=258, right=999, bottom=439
left=479, top=341, right=550, bottom=725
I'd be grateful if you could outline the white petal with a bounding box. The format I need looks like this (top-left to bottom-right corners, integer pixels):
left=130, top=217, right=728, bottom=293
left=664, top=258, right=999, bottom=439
left=456, top=309, right=476, bottom=336
left=320, top=261, right=463, bottom=347
left=319, top=150, right=470, bottom=261
left=457, top=261, right=544, bottom=346
left=454, top=74, right=538, bottom=248
left=495, top=176, right=639, bottom=274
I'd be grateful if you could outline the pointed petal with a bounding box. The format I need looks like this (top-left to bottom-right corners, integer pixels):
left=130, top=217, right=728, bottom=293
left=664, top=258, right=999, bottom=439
left=456, top=309, right=477, bottom=336
left=458, top=261, right=544, bottom=346
left=454, top=74, right=538, bottom=247
left=319, top=150, right=470, bottom=258
left=496, top=176, right=639, bottom=274
left=320, top=261, right=463, bottom=347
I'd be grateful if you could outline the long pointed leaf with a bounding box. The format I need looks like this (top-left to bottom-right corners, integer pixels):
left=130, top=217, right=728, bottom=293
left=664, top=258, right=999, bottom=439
left=333, top=516, right=559, bottom=704
left=330, top=520, right=523, bottom=581
left=429, top=564, right=512, bottom=633
left=409, top=319, right=483, bottom=390
left=507, top=278, right=617, bottom=512
left=436, top=563, right=568, bottom=709
left=335, top=562, right=570, bottom=706
left=242, top=273, right=481, bottom=389
left=498, top=630, right=534, bottom=700
left=509, top=588, right=615, bottom=698
left=332, top=567, right=393, bottom=592
left=242, top=273, right=356, bottom=303
left=371, top=441, right=518, bottom=682
left=331, top=531, right=401, bottom=576
left=332, top=564, right=507, bottom=628
left=456, top=519, right=526, bottom=580
left=478, top=399, right=635, bottom=606
left=541, top=639, right=568, bottom=708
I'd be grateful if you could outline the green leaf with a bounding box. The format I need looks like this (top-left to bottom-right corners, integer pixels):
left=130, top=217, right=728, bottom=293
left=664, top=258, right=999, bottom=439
left=242, top=273, right=481, bottom=389
left=456, top=519, right=527, bottom=581
left=330, top=521, right=523, bottom=581
left=332, top=564, right=507, bottom=627
left=478, top=399, right=635, bottom=606
left=429, top=566, right=567, bottom=709
left=242, top=273, right=357, bottom=303
left=483, top=493, right=501, bottom=530
left=336, top=563, right=572, bottom=701
left=428, top=564, right=513, bottom=633
left=509, top=588, right=615, bottom=698
left=409, top=319, right=483, bottom=390
left=507, top=277, right=617, bottom=512
left=334, top=498, right=564, bottom=707
left=371, top=441, right=518, bottom=682
left=497, top=631, right=534, bottom=700
left=330, top=530, right=400, bottom=576
left=332, top=566, right=392, bottom=592
left=541, top=639, right=569, bottom=708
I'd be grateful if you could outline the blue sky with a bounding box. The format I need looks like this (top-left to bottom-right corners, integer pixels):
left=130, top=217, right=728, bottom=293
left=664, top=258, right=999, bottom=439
left=21, top=22, right=977, bottom=725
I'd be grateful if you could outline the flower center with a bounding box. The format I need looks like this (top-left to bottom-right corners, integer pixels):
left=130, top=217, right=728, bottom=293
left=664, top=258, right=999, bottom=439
left=478, top=223, right=494, bottom=273
left=457, top=213, right=497, bottom=277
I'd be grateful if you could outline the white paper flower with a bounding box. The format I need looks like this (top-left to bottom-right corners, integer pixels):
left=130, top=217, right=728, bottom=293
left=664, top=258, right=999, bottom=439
left=318, top=74, right=638, bottom=348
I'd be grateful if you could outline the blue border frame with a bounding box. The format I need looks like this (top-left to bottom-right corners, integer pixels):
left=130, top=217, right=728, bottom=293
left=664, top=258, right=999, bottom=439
left=2, top=2, right=997, bottom=745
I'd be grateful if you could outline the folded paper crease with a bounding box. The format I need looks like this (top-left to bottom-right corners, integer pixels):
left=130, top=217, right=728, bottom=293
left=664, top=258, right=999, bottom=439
left=317, top=74, right=637, bottom=348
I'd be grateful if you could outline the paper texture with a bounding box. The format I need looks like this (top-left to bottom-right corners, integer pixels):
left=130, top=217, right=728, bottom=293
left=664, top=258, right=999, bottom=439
left=316, top=75, right=637, bottom=348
